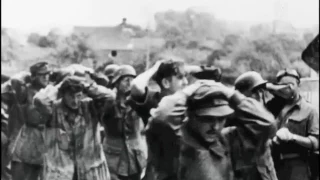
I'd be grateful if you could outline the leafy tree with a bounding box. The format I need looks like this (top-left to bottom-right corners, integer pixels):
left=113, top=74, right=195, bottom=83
left=207, top=50, right=227, bottom=66
left=38, top=36, right=52, bottom=48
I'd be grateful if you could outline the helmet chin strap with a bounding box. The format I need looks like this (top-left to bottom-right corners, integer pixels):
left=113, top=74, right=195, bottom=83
left=262, top=91, right=266, bottom=106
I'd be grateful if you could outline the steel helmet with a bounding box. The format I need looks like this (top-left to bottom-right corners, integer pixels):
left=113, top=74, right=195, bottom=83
left=111, top=65, right=136, bottom=85
left=235, top=71, right=267, bottom=93
left=104, top=64, right=120, bottom=78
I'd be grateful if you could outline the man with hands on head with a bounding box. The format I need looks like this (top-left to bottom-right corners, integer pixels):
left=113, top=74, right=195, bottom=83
left=150, top=80, right=277, bottom=180
left=130, top=57, right=221, bottom=180
left=102, top=65, right=148, bottom=180
left=234, top=71, right=279, bottom=180
left=1, top=62, right=51, bottom=180
left=34, top=75, right=114, bottom=180
left=130, top=56, right=189, bottom=180
left=265, top=69, right=319, bottom=180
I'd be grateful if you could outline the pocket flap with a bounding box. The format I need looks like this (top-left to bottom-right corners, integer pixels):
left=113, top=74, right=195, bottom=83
left=105, top=145, right=122, bottom=155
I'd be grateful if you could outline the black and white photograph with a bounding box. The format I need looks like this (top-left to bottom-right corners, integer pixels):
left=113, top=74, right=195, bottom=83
left=1, top=0, right=319, bottom=180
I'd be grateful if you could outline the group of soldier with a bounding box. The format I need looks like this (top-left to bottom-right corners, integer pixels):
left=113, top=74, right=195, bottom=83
left=1, top=55, right=318, bottom=180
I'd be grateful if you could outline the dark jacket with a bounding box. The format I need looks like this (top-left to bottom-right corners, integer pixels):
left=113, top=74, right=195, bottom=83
left=2, top=82, right=47, bottom=165
left=268, top=96, right=319, bottom=180
left=102, top=96, right=148, bottom=178
left=151, top=91, right=278, bottom=180
left=130, top=87, right=182, bottom=180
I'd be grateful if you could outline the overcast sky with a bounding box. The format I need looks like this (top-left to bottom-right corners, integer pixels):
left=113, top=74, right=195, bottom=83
left=2, top=0, right=319, bottom=34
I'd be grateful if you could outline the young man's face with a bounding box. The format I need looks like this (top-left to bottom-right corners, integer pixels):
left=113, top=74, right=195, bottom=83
left=117, top=76, right=134, bottom=94
left=189, top=115, right=227, bottom=143
left=34, top=73, right=50, bottom=87
left=163, top=66, right=188, bottom=94
left=63, top=91, right=83, bottom=110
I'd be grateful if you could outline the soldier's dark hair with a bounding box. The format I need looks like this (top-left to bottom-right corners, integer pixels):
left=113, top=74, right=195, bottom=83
left=30, top=62, right=49, bottom=77
left=152, top=59, right=185, bottom=88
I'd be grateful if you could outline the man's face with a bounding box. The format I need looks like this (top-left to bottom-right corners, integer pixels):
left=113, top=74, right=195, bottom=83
left=190, top=115, right=227, bottom=143
left=35, top=73, right=50, bottom=87
left=277, top=76, right=299, bottom=99
left=165, top=66, right=188, bottom=94
left=63, top=91, right=83, bottom=110
left=117, top=76, right=134, bottom=94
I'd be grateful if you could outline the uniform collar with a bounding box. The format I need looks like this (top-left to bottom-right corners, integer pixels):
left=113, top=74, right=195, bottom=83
left=182, top=125, right=228, bottom=158
left=292, top=95, right=303, bottom=109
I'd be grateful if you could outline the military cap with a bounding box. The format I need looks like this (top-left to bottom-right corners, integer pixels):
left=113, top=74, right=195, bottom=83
left=58, top=76, right=85, bottom=95
left=90, top=73, right=109, bottom=87
left=104, top=64, right=120, bottom=78
left=191, top=65, right=222, bottom=82
left=30, top=62, right=50, bottom=75
left=50, top=68, right=73, bottom=85
left=235, top=71, right=267, bottom=93
left=188, top=84, right=234, bottom=117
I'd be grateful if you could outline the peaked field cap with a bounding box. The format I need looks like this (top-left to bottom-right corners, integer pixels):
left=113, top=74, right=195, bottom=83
left=188, top=84, right=234, bottom=117
left=58, top=76, right=85, bottom=94
left=30, top=62, right=50, bottom=75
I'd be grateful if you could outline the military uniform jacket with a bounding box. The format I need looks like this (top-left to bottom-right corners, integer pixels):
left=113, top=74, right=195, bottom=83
left=151, top=91, right=278, bottom=180
left=102, top=96, right=148, bottom=177
left=130, top=88, right=180, bottom=180
left=43, top=98, right=110, bottom=180
left=2, top=82, right=47, bottom=165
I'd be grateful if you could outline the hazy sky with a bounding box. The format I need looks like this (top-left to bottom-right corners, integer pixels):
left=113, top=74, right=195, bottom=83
left=2, top=0, right=319, bottom=34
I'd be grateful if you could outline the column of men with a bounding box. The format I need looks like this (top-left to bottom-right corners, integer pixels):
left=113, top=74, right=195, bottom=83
left=1, top=57, right=318, bottom=180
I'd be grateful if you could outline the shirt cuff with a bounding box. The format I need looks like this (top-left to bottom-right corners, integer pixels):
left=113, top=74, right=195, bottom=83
left=308, top=135, right=319, bottom=150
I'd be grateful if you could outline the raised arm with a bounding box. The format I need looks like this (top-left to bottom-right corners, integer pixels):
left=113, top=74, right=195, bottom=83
left=228, top=91, right=277, bottom=147
left=151, top=81, right=277, bottom=145
left=131, top=61, right=162, bottom=100
left=148, top=82, right=205, bottom=135
left=85, top=82, right=116, bottom=102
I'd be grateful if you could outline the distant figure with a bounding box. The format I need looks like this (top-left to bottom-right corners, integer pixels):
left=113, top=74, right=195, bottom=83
left=108, top=50, right=118, bottom=65
left=95, top=50, right=118, bottom=74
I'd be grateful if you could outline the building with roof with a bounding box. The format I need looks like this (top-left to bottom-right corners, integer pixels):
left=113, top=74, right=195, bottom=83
left=73, top=18, right=165, bottom=66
